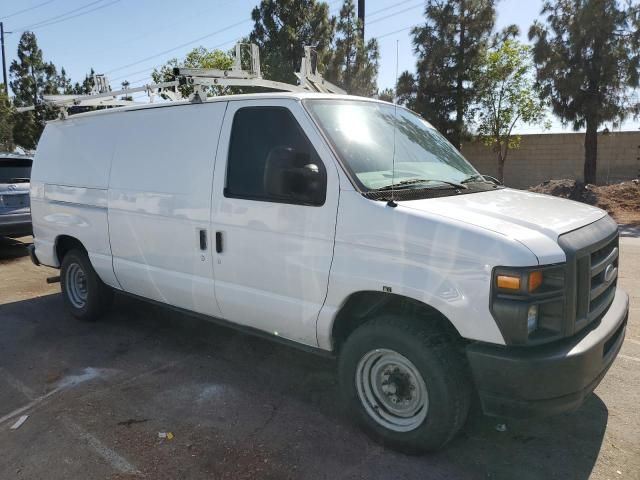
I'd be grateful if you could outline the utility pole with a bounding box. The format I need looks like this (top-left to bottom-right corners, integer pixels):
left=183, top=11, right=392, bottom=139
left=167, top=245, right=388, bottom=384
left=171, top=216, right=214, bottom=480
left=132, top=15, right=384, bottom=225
left=358, top=0, right=365, bottom=39
left=1, top=22, right=8, bottom=95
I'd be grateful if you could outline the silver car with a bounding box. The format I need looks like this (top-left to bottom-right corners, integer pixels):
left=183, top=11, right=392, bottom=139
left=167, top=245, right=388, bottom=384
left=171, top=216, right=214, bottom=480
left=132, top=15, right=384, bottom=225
left=0, top=153, right=33, bottom=238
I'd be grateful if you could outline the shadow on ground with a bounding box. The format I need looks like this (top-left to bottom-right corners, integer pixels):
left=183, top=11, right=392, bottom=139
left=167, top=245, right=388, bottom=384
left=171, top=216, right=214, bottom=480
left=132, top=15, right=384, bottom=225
left=0, top=293, right=608, bottom=480
left=0, top=236, right=30, bottom=261
left=619, top=224, right=640, bottom=238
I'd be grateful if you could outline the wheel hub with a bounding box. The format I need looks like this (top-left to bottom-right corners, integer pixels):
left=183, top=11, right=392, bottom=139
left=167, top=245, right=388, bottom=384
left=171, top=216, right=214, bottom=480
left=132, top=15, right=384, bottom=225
left=65, top=262, right=88, bottom=309
left=356, top=349, right=429, bottom=432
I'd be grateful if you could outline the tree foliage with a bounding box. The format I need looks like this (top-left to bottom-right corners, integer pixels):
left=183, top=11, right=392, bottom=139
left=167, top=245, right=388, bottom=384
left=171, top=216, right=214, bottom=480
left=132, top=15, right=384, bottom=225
left=152, top=46, right=234, bottom=98
left=529, top=0, right=640, bottom=184
left=475, top=39, right=548, bottom=182
left=72, top=68, right=97, bottom=95
left=249, top=0, right=335, bottom=84
left=397, top=0, right=497, bottom=149
left=0, top=86, right=15, bottom=152
left=377, top=87, right=394, bottom=103
left=325, top=0, right=379, bottom=96
left=9, top=32, right=59, bottom=149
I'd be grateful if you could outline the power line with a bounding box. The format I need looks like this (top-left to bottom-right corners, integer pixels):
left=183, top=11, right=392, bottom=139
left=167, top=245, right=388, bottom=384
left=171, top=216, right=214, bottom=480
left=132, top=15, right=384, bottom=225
left=105, top=18, right=249, bottom=74
left=109, top=0, right=417, bottom=83
left=377, top=24, right=414, bottom=40
left=366, top=0, right=417, bottom=19
left=14, top=0, right=108, bottom=30
left=112, top=36, right=239, bottom=83
left=115, top=0, right=243, bottom=47
left=20, top=0, right=120, bottom=31
left=0, top=0, right=57, bottom=20
left=368, top=3, right=423, bottom=26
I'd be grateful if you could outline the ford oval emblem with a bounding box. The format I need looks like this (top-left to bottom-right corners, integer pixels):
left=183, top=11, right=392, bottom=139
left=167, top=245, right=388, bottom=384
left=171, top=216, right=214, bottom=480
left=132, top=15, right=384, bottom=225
left=604, top=264, right=617, bottom=283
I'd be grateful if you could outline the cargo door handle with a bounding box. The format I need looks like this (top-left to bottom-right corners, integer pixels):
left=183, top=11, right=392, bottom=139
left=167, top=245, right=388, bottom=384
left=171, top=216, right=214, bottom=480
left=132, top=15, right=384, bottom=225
left=198, top=229, right=207, bottom=250
left=215, top=231, right=223, bottom=253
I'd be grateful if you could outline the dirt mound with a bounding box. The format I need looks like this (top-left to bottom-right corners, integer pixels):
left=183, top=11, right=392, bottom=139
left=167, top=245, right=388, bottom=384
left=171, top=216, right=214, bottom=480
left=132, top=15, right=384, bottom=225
left=529, top=179, right=640, bottom=226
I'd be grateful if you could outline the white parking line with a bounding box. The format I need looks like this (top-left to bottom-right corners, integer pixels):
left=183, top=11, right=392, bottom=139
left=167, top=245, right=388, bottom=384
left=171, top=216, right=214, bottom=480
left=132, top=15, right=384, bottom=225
left=0, top=386, right=62, bottom=426
left=0, top=367, right=36, bottom=400
left=0, top=367, right=112, bottom=427
left=62, top=417, right=140, bottom=475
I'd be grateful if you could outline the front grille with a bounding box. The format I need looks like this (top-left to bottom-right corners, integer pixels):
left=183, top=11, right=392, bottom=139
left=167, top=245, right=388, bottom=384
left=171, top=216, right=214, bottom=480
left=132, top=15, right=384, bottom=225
left=588, top=237, right=618, bottom=314
left=558, top=216, right=619, bottom=336
left=574, top=232, right=618, bottom=332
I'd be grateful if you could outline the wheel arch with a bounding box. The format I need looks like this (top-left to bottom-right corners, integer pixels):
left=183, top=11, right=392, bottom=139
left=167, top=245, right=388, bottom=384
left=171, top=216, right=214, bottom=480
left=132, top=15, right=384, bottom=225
left=329, top=291, right=464, bottom=354
left=55, top=235, right=87, bottom=264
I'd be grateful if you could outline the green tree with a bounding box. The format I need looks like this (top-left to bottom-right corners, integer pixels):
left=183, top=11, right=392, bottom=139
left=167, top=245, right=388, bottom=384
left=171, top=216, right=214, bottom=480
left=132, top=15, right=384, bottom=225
left=120, top=81, right=133, bottom=102
left=529, top=0, right=640, bottom=184
left=398, top=0, right=497, bottom=149
left=152, top=46, right=234, bottom=98
left=249, top=0, right=335, bottom=84
left=72, top=68, right=96, bottom=95
left=325, top=0, right=379, bottom=96
left=57, top=67, right=74, bottom=95
left=377, top=87, right=394, bottom=102
left=0, top=85, right=15, bottom=152
left=475, top=39, right=548, bottom=182
left=9, top=32, right=59, bottom=149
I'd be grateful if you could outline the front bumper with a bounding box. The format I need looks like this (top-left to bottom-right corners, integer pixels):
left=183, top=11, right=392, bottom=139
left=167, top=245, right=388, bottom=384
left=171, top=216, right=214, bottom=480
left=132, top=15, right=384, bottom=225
left=466, top=289, right=629, bottom=418
left=0, top=212, right=32, bottom=237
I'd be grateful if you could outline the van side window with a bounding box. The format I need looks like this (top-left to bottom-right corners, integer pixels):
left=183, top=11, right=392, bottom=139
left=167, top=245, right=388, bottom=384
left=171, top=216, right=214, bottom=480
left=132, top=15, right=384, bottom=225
left=225, top=107, right=327, bottom=206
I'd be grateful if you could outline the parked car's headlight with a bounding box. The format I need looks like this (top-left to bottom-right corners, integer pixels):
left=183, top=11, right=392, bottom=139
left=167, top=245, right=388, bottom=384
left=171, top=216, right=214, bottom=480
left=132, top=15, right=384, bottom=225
left=490, top=265, right=566, bottom=345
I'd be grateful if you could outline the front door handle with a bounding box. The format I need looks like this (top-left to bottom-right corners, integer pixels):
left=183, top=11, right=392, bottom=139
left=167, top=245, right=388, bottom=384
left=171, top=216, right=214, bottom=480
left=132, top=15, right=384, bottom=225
left=215, top=231, right=223, bottom=253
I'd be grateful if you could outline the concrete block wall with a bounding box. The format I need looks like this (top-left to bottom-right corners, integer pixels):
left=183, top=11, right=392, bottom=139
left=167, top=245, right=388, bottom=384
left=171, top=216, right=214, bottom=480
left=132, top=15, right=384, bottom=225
left=461, top=131, right=640, bottom=188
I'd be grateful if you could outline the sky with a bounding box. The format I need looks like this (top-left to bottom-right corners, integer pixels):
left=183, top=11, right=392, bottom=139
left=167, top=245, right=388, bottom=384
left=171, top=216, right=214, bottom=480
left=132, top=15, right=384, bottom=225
left=1, top=0, right=638, bottom=133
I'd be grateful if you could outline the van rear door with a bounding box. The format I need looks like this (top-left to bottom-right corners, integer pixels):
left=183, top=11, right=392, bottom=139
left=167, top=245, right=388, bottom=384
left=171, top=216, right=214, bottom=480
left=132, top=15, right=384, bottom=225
left=210, top=99, right=339, bottom=346
left=108, top=102, right=226, bottom=317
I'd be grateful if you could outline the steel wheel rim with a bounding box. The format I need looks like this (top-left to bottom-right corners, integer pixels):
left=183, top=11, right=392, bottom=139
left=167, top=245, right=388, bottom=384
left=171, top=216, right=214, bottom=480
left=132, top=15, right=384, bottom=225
left=65, top=262, right=88, bottom=309
left=355, top=348, right=429, bottom=432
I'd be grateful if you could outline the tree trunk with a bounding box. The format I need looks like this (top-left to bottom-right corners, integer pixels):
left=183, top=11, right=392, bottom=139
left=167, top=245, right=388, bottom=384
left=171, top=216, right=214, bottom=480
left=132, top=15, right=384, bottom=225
left=454, top=4, right=466, bottom=151
left=584, top=119, right=598, bottom=184
left=497, top=149, right=505, bottom=184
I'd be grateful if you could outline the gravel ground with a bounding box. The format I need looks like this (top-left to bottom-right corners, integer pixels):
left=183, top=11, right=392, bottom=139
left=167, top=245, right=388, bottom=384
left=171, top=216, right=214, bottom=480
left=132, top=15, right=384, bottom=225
left=0, top=235, right=639, bottom=480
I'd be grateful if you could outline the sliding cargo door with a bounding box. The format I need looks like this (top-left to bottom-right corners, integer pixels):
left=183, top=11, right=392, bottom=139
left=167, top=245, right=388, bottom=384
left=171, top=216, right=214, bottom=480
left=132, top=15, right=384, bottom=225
left=108, top=102, right=226, bottom=316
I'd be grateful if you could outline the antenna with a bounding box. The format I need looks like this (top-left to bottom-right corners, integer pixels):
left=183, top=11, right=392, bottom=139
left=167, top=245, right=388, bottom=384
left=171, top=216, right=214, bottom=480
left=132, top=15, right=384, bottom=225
left=388, top=40, right=400, bottom=208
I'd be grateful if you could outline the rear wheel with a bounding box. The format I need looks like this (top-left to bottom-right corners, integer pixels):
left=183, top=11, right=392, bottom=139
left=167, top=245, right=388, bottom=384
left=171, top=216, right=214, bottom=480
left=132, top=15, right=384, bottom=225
left=338, top=314, right=471, bottom=453
left=60, top=249, right=113, bottom=321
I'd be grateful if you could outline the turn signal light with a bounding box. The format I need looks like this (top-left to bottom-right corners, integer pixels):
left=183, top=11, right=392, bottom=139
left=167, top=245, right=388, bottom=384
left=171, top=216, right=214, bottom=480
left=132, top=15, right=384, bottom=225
left=496, top=275, right=521, bottom=290
left=528, top=271, right=543, bottom=292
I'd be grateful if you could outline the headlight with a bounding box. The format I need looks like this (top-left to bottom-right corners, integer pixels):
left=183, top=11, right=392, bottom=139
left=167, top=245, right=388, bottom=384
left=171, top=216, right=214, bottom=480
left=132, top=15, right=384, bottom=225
left=491, top=265, right=565, bottom=345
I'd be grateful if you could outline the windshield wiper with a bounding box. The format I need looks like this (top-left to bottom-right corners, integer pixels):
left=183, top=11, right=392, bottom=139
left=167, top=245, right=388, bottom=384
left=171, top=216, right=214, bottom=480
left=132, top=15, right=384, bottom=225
left=375, top=178, right=467, bottom=191
left=8, top=177, right=30, bottom=183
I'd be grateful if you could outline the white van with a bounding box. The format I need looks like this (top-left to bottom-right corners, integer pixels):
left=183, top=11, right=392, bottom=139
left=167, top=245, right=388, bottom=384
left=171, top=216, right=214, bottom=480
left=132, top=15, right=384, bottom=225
left=29, top=93, right=628, bottom=452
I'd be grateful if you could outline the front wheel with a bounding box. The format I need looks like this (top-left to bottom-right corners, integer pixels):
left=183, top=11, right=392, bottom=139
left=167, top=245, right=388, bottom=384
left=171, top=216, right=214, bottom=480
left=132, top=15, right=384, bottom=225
left=60, top=249, right=113, bottom=321
left=338, top=315, right=471, bottom=453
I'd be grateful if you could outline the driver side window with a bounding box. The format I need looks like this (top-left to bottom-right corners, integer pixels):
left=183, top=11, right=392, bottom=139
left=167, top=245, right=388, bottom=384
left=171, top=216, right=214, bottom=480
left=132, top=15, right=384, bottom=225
left=225, top=107, right=327, bottom=206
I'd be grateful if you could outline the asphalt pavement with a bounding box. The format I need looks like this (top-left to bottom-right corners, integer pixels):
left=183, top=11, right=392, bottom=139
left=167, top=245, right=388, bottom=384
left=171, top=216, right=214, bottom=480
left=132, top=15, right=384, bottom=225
left=0, top=234, right=639, bottom=480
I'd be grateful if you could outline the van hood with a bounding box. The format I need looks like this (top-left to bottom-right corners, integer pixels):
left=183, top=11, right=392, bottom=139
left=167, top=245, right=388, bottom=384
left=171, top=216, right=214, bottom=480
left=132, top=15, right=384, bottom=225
left=400, top=188, right=606, bottom=261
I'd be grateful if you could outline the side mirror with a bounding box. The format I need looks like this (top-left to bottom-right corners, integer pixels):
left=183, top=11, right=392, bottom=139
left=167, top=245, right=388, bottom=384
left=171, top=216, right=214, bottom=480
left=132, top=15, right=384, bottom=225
left=263, top=146, right=326, bottom=205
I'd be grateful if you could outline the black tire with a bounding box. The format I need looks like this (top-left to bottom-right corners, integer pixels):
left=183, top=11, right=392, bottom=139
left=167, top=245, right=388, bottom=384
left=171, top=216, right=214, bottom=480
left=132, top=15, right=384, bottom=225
left=60, top=248, right=113, bottom=321
left=338, top=314, right=471, bottom=453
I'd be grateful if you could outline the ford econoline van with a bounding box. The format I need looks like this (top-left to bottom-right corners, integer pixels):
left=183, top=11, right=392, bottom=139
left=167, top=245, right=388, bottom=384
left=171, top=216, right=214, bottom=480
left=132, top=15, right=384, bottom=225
left=29, top=93, right=628, bottom=452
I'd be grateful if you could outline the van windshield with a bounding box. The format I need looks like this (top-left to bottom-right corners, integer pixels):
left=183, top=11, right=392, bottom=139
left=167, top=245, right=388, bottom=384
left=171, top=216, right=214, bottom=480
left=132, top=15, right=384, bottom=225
left=305, top=100, right=478, bottom=191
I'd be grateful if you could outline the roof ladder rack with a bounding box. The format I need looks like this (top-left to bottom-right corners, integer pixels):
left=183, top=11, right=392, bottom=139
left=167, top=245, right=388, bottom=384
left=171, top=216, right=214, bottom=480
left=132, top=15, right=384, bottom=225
left=15, top=42, right=345, bottom=117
